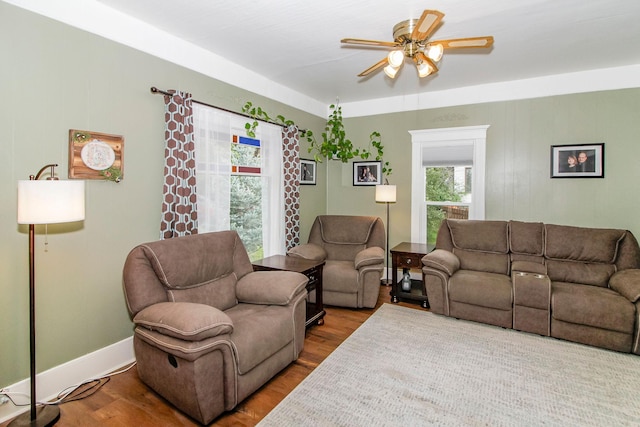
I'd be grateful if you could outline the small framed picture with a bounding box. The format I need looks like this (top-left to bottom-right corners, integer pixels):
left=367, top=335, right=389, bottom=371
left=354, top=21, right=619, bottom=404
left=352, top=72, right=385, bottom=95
left=300, top=159, right=316, bottom=185
left=353, top=161, right=382, bottom=186
left=550, top=143, right=604, bottom=178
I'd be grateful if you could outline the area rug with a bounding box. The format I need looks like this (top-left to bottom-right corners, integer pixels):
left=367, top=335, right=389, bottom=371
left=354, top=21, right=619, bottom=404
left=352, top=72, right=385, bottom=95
left=258, top=303, right=640, bottom=426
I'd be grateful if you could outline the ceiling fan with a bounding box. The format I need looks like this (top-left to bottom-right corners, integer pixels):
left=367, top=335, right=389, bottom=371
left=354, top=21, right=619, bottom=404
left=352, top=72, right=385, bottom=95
left=341, top=9, right=494, bottom=79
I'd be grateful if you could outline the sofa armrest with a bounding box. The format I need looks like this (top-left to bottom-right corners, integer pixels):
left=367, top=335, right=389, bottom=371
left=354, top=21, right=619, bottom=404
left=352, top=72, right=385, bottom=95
left=609, top=269, right=640, bottom=303
left=422, top=249, right=460, bottom=276
left=287, top=243, right=327, bottom=261
left=511, top=260, right=547, bottom=276
left=133, top=302, right=233, bottom=341
left=236, top=271, right=308, bottom=305
left=354, top=246, right=384, bottom=269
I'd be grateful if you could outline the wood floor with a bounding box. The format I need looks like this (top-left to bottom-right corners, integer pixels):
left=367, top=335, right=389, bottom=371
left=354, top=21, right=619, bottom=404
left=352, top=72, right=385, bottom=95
left=1, top=286, right=424, bottom=427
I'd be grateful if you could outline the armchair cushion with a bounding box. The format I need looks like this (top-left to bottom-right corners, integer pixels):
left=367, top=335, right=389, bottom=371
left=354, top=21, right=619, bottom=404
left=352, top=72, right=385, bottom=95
left=354, top=246, right=384, bottom=269
left=609, top=269, right=640, bottom=303
left=134, top=302, right=233, bottom=341
left=236, top=271, right=308, bottom=305
left=287, top=243, right=327, bottom=261
left=318, top=215, right=378, bottom=244
left=422, top=249, right=460, bottom=276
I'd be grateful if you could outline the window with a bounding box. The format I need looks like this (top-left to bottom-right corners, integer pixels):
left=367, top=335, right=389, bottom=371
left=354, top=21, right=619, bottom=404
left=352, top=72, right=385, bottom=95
left=410, top=126, right=488, bottom=245
left=193, top=104, right=285, bottom=260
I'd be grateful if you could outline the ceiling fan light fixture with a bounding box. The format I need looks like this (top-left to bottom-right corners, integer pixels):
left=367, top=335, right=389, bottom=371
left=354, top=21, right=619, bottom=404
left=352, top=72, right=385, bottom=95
left=343, top=9, right=494, bottom=80
left=426, top=43, right=444, bottom=62
left=414, top=53, right=435, bottom=77
left=416, top=62, right=433, bottom=78
left=387, top=49, right=404, bottom=68
left=384, top=64, right=400, bottom=78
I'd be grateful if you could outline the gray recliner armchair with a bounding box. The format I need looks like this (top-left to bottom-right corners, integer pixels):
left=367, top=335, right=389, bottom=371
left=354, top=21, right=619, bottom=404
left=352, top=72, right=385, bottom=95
left=122, top=230, right=308, bottom=424
left=288, top=215, right=385, bottom=308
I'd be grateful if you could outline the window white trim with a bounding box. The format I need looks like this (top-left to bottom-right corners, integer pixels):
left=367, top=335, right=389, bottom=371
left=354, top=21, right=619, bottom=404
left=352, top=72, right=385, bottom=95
left=409, top=125, right=489, bottom=243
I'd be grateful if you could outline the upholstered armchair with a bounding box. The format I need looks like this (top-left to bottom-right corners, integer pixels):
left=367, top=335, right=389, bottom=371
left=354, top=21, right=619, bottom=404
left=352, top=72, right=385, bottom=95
left=288, top=215, right=385, bottom=308
left=122, top=231, right=308, bottom=424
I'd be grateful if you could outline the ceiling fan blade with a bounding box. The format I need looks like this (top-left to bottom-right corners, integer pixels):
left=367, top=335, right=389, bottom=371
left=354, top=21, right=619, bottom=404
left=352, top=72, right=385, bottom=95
left=357, top=57, right=389, bottom=77
left=411, top=9, right=444, bottom=41
left=341, top=38, right=399, bottom=48
left=430, top=36, right=494, bottom=49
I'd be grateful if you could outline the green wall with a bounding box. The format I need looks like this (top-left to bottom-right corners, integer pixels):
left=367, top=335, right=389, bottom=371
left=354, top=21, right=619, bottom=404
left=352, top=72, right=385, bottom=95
left=3, top=2, right=640, bottom=389
left=332, top=91, right=640, bottom=250
left=0, top=2, right=325, bottom=387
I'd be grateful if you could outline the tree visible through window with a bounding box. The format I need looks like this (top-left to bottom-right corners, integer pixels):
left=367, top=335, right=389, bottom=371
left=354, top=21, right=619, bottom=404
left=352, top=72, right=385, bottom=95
left=230, top=136, right=263, bottom=259
left=425, top=167, right=470, bottom=245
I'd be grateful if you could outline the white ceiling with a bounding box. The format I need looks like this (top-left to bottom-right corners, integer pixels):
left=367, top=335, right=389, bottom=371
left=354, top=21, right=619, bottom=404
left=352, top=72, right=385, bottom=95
left=7, top=0, right=640, bottom=116
left=91, top=0, right=640, bottom=107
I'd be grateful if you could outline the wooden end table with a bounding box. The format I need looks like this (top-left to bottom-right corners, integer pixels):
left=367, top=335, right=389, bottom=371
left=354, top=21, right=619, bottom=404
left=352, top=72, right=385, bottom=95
left=252, top=255, right=325, bottom=328
left=390, top=242, right=431, bottom=308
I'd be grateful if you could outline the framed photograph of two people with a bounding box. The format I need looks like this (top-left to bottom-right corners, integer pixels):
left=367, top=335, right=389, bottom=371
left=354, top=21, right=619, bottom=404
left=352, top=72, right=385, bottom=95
left=353, top=161, right=382, bottom=186
left=550, top=143, right=604, bottom=178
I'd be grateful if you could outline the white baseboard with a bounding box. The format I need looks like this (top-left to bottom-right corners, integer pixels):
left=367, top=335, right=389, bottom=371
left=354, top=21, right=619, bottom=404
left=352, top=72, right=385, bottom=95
left=0, top=336, right=134, bottom=423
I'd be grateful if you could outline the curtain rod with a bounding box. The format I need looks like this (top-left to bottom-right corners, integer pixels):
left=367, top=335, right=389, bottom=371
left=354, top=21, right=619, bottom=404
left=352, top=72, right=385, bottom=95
left=150, top=86, right=306, bottom=133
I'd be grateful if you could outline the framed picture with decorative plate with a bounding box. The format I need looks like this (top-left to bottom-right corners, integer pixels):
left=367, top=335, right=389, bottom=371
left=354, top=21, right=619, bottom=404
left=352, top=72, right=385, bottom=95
left=68, top=129, right=124, bottom=182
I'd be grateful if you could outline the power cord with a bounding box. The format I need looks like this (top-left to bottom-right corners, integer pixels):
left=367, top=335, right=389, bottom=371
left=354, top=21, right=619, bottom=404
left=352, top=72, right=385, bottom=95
left=0, top=361, right=137, bottom=407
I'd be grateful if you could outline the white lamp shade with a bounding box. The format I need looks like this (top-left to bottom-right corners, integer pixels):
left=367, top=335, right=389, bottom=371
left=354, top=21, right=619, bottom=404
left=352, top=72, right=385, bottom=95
left=387, top=50, right=404, bottom=68
left=383, top=64, right=399, bottom=79
left=426, top=43, right=444, bottom=62
left=375, top=184, right=396, bottom=203
left=18, top=180, right=85, bottom=224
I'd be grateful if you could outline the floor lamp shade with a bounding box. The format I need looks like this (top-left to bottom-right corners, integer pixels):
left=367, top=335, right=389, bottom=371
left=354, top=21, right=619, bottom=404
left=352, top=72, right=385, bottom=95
left=375, top=184, right=396, bottom=203
left=18, top=180, right=85, bottom=224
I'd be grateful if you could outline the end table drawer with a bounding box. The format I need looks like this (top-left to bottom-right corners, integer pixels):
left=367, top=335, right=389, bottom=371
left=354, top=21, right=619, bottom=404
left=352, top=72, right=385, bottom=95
left=397, top=253, right=422, bottom=268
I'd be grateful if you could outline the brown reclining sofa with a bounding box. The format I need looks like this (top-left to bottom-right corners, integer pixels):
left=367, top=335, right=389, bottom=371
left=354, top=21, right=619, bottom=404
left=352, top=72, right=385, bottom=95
left=422, top=219, right=640, bottom=354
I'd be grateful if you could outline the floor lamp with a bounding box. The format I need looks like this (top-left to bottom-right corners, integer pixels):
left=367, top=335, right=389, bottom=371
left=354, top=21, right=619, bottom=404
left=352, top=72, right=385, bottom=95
left=375, top=181, right=396, bottom=286
left=13, top=164, right=85, bottom=427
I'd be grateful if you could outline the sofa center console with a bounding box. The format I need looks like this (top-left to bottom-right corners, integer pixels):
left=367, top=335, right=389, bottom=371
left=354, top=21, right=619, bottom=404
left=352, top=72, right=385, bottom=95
left=512, top=271, right=551, bottom=336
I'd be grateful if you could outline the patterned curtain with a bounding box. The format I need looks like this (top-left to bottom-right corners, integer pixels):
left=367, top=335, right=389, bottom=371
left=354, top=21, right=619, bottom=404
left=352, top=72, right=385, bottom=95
left=282, top=125, right=300, bottom=250
left=160, top=91, right=198, bottom=239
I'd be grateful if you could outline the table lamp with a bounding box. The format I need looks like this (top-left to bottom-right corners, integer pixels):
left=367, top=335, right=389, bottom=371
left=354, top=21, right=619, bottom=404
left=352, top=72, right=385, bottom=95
left=12, top=164, right=85, bottom=427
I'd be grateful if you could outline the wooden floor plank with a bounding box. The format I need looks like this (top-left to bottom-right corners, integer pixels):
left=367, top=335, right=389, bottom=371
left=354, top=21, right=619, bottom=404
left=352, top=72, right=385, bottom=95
left=1, top=286, right=424, bottom=426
